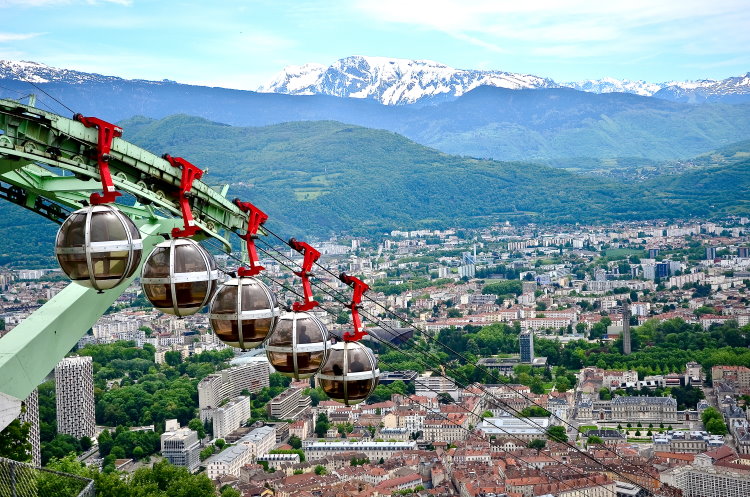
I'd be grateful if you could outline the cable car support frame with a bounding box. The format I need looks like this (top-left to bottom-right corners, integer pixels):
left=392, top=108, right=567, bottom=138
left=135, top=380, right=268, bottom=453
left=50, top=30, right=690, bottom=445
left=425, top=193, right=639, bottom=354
left=0, top=98, right=250, bottom=427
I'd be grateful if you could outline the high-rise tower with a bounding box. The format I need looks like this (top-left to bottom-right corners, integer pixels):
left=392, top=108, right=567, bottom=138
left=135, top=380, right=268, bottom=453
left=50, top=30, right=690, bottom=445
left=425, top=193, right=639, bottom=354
left=18, top=389, right=40, bottom=466
left=622, top=300, right=632, bottom=355
left=520, top=331, right=534, bottom=363
left=54, top=356, right=95, bottom=439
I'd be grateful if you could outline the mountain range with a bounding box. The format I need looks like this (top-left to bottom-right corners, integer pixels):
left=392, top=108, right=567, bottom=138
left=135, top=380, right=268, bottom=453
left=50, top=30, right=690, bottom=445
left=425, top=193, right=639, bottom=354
left=259, top=56, right=750, bottom=105
left=2, top=59, right=750, bottom=164
left=4, top=57, right=750, bottom=107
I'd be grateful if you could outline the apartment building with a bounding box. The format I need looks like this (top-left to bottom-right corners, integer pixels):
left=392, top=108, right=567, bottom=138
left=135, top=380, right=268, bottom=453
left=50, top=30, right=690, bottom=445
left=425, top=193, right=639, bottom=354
left=198, top=359, right=271, bottom=410
left=161, top=427, right=201, bottom=473
left=303, top=441, right=417, bottom=461
left=266, top=387, right=311, bottom=421
left=201, top=396, right=251, bottom=440
left=415, top=375, right=460, bottom=400
left=236, top=425, right=276, bottom=460
left=54, top=356, right=95, bottom=439
left=205, top=444, right=252, bottom=479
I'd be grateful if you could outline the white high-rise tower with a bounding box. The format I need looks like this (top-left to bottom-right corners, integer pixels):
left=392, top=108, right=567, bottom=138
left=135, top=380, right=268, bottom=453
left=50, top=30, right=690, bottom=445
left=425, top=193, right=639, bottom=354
left=18, top=389, right=41, bottom=466
left=54, top=356, right=95, bottom=439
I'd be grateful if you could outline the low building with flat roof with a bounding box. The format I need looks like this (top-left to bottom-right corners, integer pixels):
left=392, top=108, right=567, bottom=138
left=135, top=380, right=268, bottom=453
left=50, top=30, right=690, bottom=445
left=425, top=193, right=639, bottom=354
left=303, top=440, right=417, bottom=461
left=476, top=417, right=550, bottom=441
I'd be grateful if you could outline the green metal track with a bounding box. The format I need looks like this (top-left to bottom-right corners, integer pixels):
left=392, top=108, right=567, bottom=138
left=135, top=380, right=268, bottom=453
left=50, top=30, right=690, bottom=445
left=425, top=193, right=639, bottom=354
left=0, top=97, right=249, bottom=248
left=0, top=219, right=179, bottom=404
left=0, top=98, right=253, bottom=427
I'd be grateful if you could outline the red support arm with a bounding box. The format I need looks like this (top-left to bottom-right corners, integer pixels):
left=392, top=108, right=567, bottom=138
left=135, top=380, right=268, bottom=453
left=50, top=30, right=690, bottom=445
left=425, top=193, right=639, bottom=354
left=340, top=272, right=370, bottom=342
left=75, top=114, right=122, bottom=205
left=163, top=154, right=203, bottom=238
left=288, top=238, right=320, bottom=312
left=234, top=199, right=268, bottom=277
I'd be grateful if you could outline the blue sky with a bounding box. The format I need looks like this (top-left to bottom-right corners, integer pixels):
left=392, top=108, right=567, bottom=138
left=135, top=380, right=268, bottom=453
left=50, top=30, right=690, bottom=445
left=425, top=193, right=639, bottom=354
left=0, top=0, right=748, bottom=89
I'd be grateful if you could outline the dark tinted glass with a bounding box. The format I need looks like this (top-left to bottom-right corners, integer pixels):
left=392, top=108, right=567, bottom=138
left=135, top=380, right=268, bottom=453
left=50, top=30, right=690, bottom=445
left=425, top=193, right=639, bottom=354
left=174, top=243, right=207, bottom=273
left=143, top=283, right=172, bottom=308
left=174, top=281, right=209, bottom=307
left=89, top=211, right=127, bottom=243
left=57, top=253, right=89, bottom=280
left=143, top=247, right=171, bottom=278
left=57, top=213, right=87, bottom=248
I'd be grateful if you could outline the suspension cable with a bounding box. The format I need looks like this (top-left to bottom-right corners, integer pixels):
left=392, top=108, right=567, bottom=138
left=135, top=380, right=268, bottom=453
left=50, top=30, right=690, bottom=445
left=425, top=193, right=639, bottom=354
left=204, top=239, right=632, bottom=496
left=204, top=237, right=657, bottom=495
left=252, top=230, right=660, bottom=482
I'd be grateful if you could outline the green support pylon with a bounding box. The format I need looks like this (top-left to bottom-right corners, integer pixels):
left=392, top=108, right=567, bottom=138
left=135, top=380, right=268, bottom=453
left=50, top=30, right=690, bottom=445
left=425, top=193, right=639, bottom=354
left=0, top=218, right=179, bottom=425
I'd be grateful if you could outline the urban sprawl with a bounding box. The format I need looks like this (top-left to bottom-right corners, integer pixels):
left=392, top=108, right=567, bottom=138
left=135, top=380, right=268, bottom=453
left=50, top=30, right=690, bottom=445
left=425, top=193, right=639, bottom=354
left=5, top=217, right=750, bottom=497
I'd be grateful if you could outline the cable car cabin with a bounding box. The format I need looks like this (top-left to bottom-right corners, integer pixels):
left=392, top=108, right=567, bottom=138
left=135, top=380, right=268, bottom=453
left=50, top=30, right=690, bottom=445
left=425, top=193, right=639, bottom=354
left=55, top=205, right=143, bottom=291
left=141, top=238, right=219, bottom=316
left=265, top=311, right=330, bottom=379
left=209, top=276, right=279, bottom=349
left=318, top=341, right=379, bottom=405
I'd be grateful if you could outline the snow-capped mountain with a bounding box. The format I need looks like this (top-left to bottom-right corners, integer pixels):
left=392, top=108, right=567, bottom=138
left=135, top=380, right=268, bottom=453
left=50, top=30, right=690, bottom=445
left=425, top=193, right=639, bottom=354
left=654, top=73, right=750, bottom=103
left=0, top=60, right=171, bottom=85
left=2, top=57, right=749, bottom=107
left=258, top=56, right=559, bottom=105
left=260, top=56, right=750, bottom=105
left=560, top=77, right=664, bottom=97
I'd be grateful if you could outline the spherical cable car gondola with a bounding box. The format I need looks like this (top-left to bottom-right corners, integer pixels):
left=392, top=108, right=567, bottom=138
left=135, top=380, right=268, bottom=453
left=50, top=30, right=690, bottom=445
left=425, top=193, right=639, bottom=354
left=139, top=155, right=221, bottom=316
left=55, top=205, right=143, bottom=291
left=317, top=273, right=380, bottom=405
left=318, top=340, right=379, bottom=406
left=265, top=310, right=331, bottom=379
left=208, top=200, right=280, bottom=349
left=209, top=276, right=279, bottom=349
left=141, top=237, right=219, bottom=316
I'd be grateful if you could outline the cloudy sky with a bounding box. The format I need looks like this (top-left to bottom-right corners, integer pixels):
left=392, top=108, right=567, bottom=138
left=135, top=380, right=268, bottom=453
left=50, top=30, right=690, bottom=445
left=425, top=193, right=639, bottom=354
left=0, top=0, right=748, bottom=89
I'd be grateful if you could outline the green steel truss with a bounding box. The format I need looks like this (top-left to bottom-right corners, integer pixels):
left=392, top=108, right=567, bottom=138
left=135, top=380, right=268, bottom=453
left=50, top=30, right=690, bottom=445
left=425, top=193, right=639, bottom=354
left=0, top=98, right=250, bottom=426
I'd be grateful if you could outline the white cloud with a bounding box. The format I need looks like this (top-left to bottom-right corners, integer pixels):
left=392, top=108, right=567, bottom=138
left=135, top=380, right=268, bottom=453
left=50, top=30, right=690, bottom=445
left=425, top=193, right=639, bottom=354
left=0, top=33, right=43, bottom=42
left=355, top=0, right=750, bottom=56
left=0, top=0, right=132, bottom=7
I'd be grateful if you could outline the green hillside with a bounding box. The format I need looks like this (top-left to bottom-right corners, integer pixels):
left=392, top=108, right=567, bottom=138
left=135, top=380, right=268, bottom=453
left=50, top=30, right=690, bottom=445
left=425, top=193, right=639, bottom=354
left=119, top=116, right=661, bottom=235
left=2, top=115, right=749, bottom=267
left=402, top=88, right=750, bottom=162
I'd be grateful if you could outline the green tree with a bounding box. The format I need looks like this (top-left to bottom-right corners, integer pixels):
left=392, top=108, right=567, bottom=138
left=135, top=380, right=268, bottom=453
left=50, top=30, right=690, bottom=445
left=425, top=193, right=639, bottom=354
left=528, top=439, right=546, bottom=450
left=221, top=487, right=241, bottom=497
left=98, top=430, right=114, bottom=457
left=336, top=311, right=350, bottom=324
left=314, top=465, right=327, bottom=475
left=315, top=412, right=330, bottom=438
left=519, top=406, right=551, bottom=417
left=288, top=435, right=302, bottom=449
left=188, top=418, right=206, bottom=439
left=706, top=418, right=728, bottom=435
left=0, top=418, right=31, bottom=462
left=530, top=377, right=545, bottom=395
left=437, top=392, right=454, bottom=404
left=200, top=445, right=215, bottom=461
left=164, top=351, right=182, bottom=367
left=701, top=407, right=722, bottom=426
left=547, top=426, right=567, bottom=442
left=132, top=446, right=144, bottom=459
left=554, top=377, right=571, bottom=392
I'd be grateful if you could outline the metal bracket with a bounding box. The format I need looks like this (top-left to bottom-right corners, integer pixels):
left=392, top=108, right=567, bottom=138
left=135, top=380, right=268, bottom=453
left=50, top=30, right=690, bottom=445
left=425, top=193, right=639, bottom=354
left=74, top=114, right=122, bottom=205
left=289, top=238, right=320, bottom=312
left=234, top=198, right=268, bottom=277
left=340, top=272, right=370, bottom=342
left=163, top=154, right=203, bottom=238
